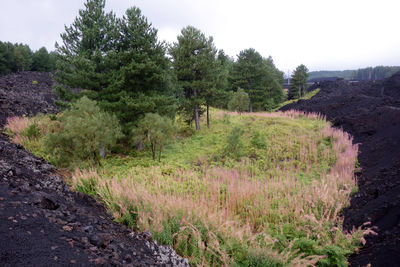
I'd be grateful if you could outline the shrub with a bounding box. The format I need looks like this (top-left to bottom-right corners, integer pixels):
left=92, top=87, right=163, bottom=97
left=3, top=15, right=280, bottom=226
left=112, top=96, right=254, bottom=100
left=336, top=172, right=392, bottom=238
left=250, top=131, right=266, bottom=149
left=224, top=126, right=245, bottom=159
left=228, top=88, right=250, bottom=113
left=134, top=113, right=175, bottom=162
left=44, top=96, right=123, bottom=167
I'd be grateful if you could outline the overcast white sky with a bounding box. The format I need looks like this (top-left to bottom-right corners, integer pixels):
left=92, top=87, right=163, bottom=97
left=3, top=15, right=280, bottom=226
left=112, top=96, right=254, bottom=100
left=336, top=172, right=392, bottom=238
left=0, top=0, right=399, bottom=72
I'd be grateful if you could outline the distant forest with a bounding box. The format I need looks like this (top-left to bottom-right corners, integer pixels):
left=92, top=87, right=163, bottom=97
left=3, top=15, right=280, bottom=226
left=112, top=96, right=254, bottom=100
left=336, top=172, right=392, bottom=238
left=308, top=66, right=400, bottom=81
left=0, top=41, right=57, bottom=75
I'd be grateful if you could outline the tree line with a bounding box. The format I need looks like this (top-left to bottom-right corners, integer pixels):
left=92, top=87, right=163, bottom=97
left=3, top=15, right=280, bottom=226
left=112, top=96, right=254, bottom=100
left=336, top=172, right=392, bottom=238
left=2, top=0, right=311, bottom=161
left=308, top=66, right=400, bottom=81
left=53, top=0, right=292, bottom=135
left=352, top=66, right=400, bottom=81
left=0, top=41, right=57, bottom=75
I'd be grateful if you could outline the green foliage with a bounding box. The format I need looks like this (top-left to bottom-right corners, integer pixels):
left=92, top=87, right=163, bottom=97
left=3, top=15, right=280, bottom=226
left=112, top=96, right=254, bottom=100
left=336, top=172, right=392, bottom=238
left=0, top=41, right=57, bottom=76
left=44, top=96, right=122, bottom=167
left=74, top=176, right=98, bottom=197
left=250, top=131, right=266, bottom=149
left=13, top=44, right=33, bottom=71
left=31, top=47, right=53, bottom=72
left=290, top=64, right=309, bottom=99
left=275, top=88, right=320, bottom=111
left=54, top=1, right=176, bottom=131
left=308, top=70, right=355, bottom=81
left=135, top=113, right=175, bottom=161
left=352, top=65, right=400, bottom=81
left=19, top=108, right=361, bottom=266
left=308, top=66, right=400, bottom=82
left=224, top=126, right=245, bottom=159
left=32, top=80, right=38, bottom=85
left=228, top=88, right=249, bottom=113
left=22, top=123, right=41, bottom=140
left=230, top=48, right=284, bottom=111
left=0, top=41, right=15, bottom=75
left=169, top=26, right=218, bottom=130
left=114, top=204, right=139, bottom=230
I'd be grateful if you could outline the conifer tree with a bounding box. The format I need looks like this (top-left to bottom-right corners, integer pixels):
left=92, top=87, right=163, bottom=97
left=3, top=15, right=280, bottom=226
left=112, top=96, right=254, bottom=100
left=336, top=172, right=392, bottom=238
left=230, top=48, right=284, bottom=111
left=32, top=47, right=52, bottom=71
left=54, top=0, right=176, bottom=131
left=289, top=64, right=309, bottom=99
left=169, top=26, right=217, bottom=131
left=54, top=0, right=117, bottom=100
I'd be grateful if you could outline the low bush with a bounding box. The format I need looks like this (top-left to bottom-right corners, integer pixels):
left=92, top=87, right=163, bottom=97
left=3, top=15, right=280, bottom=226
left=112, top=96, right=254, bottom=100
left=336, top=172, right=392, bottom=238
left=224, top=126, right=245, bottom=159
left=228, top=88, right=250, bottom=113
left=44, top=96, right=123, bottom=167
left=134, top=113, right=175, bottom=162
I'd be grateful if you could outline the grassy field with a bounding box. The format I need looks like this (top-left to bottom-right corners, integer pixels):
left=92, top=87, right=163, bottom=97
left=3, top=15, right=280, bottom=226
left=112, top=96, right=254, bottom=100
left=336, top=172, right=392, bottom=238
left=5, top=109, right=366, bottom=266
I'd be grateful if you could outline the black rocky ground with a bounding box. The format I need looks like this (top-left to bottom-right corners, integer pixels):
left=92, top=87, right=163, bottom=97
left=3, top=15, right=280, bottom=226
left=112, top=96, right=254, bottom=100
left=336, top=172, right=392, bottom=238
left=0, top=72, right=59, bottom=126
left=0, top=72, right=188, bottom=266
left=281, top=73, right=400, bottom=266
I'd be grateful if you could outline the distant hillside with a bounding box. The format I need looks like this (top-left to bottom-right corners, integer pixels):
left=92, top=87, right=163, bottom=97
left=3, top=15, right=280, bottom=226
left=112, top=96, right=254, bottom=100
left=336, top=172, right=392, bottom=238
left=308, top=70, right=354, bottom=81
left=308, top=66, right=400, bottom=81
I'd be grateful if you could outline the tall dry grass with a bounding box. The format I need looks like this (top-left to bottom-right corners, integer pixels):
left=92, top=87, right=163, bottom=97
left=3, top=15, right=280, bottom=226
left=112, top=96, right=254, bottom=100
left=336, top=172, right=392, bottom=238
left=71, top=111, right=363, bottom=266
left=4, top=116, right=32, bottom=143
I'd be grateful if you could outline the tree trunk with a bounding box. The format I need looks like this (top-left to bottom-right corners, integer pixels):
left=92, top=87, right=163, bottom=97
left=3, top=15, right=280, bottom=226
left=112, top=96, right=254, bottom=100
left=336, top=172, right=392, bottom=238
left=94, top=151, right=102, bottom=166
left=151, top=143, right=156, bottom=160
left=249, top=99, right=253, bottom=112
left=194, top=105, right=200, bottom=131
left=99, top=143, right=106, bottom=158
left=206, top=104, right=210, bottom=128
left=158, top=145, right=162, bottom=162
left=193, top=89, right=200, bottom=131
left=136, top=139, right=143, bottom=151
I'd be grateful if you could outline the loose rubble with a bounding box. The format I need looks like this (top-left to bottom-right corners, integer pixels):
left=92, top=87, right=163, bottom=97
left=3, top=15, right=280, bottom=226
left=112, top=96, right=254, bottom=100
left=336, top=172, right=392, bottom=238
left=281, top=72, right=400, bottom=266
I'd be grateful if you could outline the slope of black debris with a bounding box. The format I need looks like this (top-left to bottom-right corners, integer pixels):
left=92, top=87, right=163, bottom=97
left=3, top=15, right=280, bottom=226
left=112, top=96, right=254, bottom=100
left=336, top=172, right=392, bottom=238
left=281, top=72, right=400, bottom=266
left=0, top=71, right=59, bottom=126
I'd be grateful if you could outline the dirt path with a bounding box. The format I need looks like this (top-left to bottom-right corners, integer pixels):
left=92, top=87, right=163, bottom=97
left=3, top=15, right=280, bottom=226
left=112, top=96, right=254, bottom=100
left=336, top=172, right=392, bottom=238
left=281, top=74, right=400, bottom=266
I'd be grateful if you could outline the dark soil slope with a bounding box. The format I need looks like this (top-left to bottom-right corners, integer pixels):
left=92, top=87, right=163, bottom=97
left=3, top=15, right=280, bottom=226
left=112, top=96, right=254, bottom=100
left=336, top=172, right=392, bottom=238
left=281, top=73, right=400, bottom=266
left=0, top=72, right=59, bottom=126
left=0, top=72, right=188, bottom=266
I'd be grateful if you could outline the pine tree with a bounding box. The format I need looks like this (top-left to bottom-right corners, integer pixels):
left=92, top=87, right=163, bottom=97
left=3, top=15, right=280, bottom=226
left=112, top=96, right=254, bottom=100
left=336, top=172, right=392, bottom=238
left=54, top=1, right=176, bottom=132
left=0, top=41, right=15, bottom=75
left=54, top=0, right=117, bottom=100
left=230, top=49, right=284, bottom=111
left=212, top=50, right=235, bottom=109
left=169, top=26, right=217, bottom=131
left=289, top=64, right=309, bottom=99
left=228, top=88, right=250, bottom=113
left=32, top=47, right=52, bottom=71
left=101, top=7, right=176, bottom=129
left=13, top=44, right=32, bottom=72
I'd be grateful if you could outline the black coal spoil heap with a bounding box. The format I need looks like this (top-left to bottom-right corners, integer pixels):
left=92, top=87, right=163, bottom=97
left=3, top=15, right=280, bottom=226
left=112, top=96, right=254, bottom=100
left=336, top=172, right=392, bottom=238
left=281, top=72, right=400, bottom=266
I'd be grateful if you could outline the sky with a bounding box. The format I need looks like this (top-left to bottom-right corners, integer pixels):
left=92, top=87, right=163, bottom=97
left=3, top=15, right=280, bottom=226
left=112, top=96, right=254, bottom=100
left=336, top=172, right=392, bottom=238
left=0, top=0, right=399, bottom=72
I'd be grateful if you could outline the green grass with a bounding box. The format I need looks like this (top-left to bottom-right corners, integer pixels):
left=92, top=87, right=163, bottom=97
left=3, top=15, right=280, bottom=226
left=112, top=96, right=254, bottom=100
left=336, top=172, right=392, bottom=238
left=274, top=88, right=321, bottom=111
left=4, top=109, right=364, bottom=266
